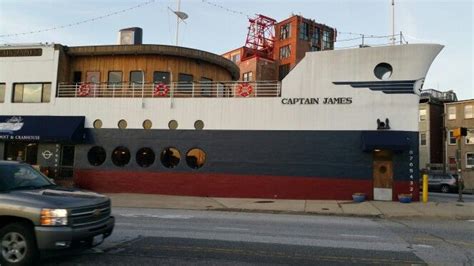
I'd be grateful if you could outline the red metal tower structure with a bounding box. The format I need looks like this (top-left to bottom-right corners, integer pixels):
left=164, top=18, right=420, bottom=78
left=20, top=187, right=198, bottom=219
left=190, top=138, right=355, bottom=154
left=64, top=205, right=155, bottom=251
left=242, top=14, right=276, bottom=61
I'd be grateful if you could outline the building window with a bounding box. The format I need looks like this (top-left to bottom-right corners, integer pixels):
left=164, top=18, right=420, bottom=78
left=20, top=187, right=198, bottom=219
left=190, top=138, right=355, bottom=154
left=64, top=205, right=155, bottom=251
left=93, top=119, right=103, bottom=129
left=448, top=130, right=456, bottom=145
left=86, top=71, right=100, bottom=84
left=177, top=73, right=193, bottom=93
left=186, top=148, right=206, bottom=169
left=420, top=133, right=426, bottom=146
left=299, top=22, right=309, bottom=40
left=12, top=83, right=51, bottom=103
left=231, top=54, right=240, bottom=63
left=419, top=109, right=427, bottom=121
left=200, top=77, right=213, bottom=97
left=0, top=83, right=5, bottom=103
left=465, top=105, right=473, bottom=119
left=153, top=71, right=170, bottom=84
left=108, top=71, right=122, bottom=88
left=448, top=106, right=456, bottom=120
left=130, top=71, right=144, bottom=86
left=279, top=45, right=291, bottom=59
left=322, top=30, right=332, bottom=50
left=243, top=72, right=253, bottom=82
left=466, top=129, right=474, bottom=145
left=112, top=146, right=131, bottom=167
left=280, top=23, right=291, bottom=39
left=136, top=147, right=155, bottom=168
left=278, top=64, right=290, bottom=81
left=310, top=27, right=320, bottom=51
left=87, top=146, right=106, bottom=166
left=160, top=147, right=180, bottom=168
left=467, top=152, right=474, bottom=168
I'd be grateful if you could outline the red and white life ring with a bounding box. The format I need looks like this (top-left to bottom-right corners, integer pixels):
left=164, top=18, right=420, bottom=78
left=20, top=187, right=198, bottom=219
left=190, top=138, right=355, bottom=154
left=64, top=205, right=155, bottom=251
left=77, top=83, right=91, bottom=97
left=236, top=83, right=253, bottom=97
left=153, top=83, right=170, bottom=97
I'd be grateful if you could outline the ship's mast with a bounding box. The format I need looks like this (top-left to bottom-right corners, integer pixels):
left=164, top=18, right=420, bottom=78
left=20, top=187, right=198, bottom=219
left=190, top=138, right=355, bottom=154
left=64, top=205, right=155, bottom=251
left=175, top=0, right=181, bottom=46
left=391, top=0, right=395, bottom=45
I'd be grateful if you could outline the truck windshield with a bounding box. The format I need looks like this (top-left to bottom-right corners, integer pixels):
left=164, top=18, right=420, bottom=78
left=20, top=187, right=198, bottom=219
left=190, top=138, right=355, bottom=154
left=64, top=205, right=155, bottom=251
left=0, top=164, right=53, bottom=191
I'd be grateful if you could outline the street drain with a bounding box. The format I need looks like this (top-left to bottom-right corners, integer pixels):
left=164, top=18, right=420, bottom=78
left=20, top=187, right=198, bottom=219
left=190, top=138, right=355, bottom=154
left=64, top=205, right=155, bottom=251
left=322, top=208, right=329, bottom=211
left=254, top=200, right=274, bottom=203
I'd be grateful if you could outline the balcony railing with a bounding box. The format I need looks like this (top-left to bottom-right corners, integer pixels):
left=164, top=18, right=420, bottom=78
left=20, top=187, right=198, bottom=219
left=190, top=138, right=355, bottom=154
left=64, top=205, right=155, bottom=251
left=57, top=81, right=281, bottom=98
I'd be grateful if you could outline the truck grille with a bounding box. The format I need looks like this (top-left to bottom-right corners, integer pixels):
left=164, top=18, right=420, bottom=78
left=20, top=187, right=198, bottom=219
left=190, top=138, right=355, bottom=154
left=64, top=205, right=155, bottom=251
left=70, top=201, right=111, bottom=228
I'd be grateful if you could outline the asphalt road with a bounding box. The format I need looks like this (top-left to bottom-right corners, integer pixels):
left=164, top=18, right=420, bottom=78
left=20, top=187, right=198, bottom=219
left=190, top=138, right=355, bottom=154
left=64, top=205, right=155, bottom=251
left=42, top=208, right=474, bottom=265
left=427, top=191, right=474, bottom=203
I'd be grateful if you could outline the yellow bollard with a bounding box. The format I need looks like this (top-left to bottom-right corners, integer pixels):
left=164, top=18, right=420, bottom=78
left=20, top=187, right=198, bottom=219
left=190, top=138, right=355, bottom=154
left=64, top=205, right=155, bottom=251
left=422, top=174, right=428, bottom=203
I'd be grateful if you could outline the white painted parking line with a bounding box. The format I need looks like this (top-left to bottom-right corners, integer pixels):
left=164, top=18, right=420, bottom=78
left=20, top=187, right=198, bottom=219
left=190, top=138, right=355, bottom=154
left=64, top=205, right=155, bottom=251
left=413, top=244, right=433, bottom=248
left=339, top=234, right=379, bottom=238
left=215, top=227, right=250, bottom=231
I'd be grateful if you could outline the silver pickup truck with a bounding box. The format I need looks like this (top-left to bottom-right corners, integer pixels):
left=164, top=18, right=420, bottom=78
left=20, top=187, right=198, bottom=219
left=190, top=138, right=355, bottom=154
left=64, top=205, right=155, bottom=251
left=0, top=160, right=114, bottom=265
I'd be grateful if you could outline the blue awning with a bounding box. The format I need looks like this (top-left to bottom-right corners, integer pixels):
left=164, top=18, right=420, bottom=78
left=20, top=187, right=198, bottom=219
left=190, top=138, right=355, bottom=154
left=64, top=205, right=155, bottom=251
left=0, top=115, right=85, bottom=143
left=361, top=131, right=411, bottom=152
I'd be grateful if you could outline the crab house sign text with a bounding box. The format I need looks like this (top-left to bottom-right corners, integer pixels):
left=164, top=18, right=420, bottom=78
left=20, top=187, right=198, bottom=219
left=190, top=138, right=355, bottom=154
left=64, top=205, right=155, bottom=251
left=281, top=97, right=353, bottom=105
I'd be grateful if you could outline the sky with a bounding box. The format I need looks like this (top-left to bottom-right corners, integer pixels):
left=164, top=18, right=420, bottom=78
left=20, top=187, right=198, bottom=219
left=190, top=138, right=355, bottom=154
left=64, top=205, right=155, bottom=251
left=0, top=0, right=472, bottom=100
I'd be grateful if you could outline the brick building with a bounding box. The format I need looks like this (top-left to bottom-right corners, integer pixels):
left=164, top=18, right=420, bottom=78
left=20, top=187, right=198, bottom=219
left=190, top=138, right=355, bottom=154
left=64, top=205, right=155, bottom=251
left=222, top=15, right=336, bottom=81
left=444, top=99, right=474, bottom=192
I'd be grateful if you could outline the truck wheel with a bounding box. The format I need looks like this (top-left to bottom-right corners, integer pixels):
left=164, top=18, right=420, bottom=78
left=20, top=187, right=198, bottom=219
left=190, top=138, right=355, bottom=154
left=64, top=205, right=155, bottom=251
left=0, top=223, right=38, bottom=266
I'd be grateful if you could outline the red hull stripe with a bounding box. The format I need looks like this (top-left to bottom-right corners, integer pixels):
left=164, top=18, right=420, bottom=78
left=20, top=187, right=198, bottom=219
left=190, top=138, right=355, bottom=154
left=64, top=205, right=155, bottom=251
left=74, top=170, right=419, bottom=201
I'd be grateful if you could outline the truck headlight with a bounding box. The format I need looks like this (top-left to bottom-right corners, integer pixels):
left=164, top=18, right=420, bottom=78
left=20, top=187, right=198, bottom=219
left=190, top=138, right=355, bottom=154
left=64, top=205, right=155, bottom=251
left=40, top=209, right=68, bottom=226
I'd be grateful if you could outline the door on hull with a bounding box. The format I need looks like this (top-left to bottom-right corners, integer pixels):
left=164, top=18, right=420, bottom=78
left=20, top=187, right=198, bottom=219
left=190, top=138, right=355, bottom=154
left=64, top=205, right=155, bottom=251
left=373, top=150, right=393, bottom=201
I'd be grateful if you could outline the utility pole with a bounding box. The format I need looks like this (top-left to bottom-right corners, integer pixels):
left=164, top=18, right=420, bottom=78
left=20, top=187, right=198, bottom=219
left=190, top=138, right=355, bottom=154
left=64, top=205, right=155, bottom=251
left=454, top=127, right=467, bottom=202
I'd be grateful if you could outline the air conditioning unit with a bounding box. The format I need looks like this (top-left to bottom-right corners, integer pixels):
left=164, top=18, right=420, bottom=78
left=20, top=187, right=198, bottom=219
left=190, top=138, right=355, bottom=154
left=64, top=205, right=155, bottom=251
left=118, top=27, right=143, bottom=45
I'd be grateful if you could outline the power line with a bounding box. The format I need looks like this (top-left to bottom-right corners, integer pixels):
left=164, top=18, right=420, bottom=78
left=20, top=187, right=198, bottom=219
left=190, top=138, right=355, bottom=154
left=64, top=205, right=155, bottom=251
left=0, top=0, right=156, bottom=38
left=201, top=0, right=251, bottom=18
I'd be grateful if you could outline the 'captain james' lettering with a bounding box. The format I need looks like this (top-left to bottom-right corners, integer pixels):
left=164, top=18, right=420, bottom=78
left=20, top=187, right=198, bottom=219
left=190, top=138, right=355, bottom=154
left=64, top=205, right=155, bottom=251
left=281, top=97, right=352, bottom=105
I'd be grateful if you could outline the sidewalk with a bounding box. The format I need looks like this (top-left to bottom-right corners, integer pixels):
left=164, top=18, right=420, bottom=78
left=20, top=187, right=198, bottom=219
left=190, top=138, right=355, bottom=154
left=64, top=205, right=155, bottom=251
left=106, top=193, right=474, bottom=220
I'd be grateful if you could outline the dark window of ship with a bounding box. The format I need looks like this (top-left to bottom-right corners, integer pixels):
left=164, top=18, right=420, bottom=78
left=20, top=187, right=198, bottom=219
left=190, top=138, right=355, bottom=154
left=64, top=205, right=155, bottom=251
left=0, top=83, right=5, bottom=103
left=160, top=147, right=180, bottom=168
left=112, top=146, right=131, bottom=167
left=153, top=71, right=170, bottom=85
left=12, top=83, right=51, bottom=103
left=88, top=146, right=107, bottom=166
left=177, top=73, right=193, bottom=94
left=136, top=147, right=155, bottom=168
left=200, top=77, right=213, bottom=97
left=186, top=148, right=206, bottom=169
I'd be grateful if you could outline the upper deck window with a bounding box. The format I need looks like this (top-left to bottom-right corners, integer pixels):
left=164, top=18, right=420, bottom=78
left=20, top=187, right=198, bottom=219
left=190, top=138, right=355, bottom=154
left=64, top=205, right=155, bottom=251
left=178, top=73, right=193, bottom=93
left=130, top=71, right=144, bottom=86
left=86, top=71, right=100, bottom=84
left=12, top=83, right=51, bottom=103
left=108, top=71, right=122, bottom=88
left=153, top=71, right=170, bottom=84
left=280, top=23, right=291, bottom=40
left=0, top=83, right=5, bottom=103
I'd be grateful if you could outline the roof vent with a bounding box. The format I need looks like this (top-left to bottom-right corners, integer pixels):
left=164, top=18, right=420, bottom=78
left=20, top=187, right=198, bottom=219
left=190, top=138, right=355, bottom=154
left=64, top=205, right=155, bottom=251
left=118, top=27, right=143, bottom=45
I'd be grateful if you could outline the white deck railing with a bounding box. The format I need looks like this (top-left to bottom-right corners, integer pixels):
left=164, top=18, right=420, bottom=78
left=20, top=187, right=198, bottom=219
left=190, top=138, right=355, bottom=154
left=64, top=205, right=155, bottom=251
left=57, top=81, right=281, bottom=98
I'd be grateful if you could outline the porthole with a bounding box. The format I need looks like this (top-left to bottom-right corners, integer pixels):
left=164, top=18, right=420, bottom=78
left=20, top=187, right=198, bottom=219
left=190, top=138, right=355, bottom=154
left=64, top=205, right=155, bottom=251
left=93, top=119, right=103, bottom=129
left=168, top=120, right=178, bottom=130
left=186, top=148, right=206, bottom=169
left=143, top=119, right=152, bottom=129
left=112, top=146, right=131, bottom=167
left=136, top=147, right=155, bottom=168
left=160, top=147, right=180, bottom=168
left=118, top=119, right=128, bottom=129
left=374, top=63, right=393, bottom=80
left=194, top=120, right=204, bottom=130
left=87, top=146, right=106, bottom=166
